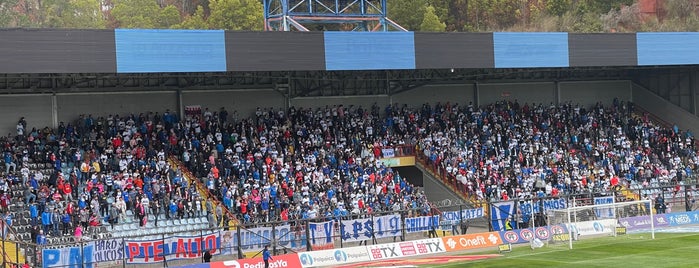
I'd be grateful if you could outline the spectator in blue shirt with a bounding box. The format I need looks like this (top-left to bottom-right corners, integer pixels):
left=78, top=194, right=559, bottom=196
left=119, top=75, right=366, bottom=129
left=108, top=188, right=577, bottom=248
left=41, top=210, right=52, bottom=235
left=29, top=203, right=38, bottom=226
left=262, top=245, right=272, bottom=268
left=36, top=230, right=47, bottom=245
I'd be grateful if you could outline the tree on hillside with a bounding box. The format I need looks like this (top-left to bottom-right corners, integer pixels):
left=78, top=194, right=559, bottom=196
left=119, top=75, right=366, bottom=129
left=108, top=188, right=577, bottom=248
left=546, top=0, right=571, bottom=17
left=41, top=0, right=105, bottom=28
left=207, top=0, right=263, bottom=30
left=0, top=0, right=19, bottom=27
left=111, top=0, right=163, bottom=28
left=175, top=5, right=209, bottom=29
left=159, top=4, right=181, bottom=28
left=387, top=0, right=427, bottom=31
left=420, top=5, right=446, bottom=31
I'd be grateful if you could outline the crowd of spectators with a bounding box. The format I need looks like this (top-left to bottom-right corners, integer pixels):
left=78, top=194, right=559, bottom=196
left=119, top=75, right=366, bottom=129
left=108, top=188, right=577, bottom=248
left=416, top=99, right=698, bottom=203
left=1, top=104, right=430, bottom=242
left=2, top=99, right=696, bottom=244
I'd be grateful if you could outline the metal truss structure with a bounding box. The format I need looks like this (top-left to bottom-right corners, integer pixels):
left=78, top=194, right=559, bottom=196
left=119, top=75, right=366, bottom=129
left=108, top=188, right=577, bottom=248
left=264, top=0, right=406, bottom=31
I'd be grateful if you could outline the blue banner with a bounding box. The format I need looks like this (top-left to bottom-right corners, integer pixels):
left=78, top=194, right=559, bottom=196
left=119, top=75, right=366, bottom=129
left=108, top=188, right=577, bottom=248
left=115, top=29, right=226, bottom=73
left=517, top=198, right=567, bottom=216
left=308, top=220, right=335, bottom=249
left=43, top=245, right=95, bottom=268
left=404, top=216, right=440, bottom=233
left=594, top=196, right=616, bottom=218
left=490, top=201, right=515, bottom=231
left=441, top=208, right=484, bottom=223
left=324, top=32, right=416, bottom=70
left=339, top=214, right=402, bottom=242
left=667, top=211, right=699, bottom=226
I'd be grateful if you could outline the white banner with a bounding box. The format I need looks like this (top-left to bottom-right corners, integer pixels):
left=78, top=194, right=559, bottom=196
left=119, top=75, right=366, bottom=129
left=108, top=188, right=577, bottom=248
left=339, top=214, right=402, bottom=243
left=568, top=219, right=617, bottom=236
left=594, top=196, right=616, bottom=219
left=441, top=208, right=484, bottom=223
left=366, top=238, right=446, bottom=261
left=404, top=215, right=440, bottom=233
left=298, top=246, right=371, bottom=267
left=381, top=148, right=395, bottom=158
left=220, top=224, right=305, bottom=255
left=308, top=220, right=335, bottom=250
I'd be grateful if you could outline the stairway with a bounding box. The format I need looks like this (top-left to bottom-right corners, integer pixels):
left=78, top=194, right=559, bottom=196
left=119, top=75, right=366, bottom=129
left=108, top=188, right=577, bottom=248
left=167, top=157, right=240, bottom=228
left=414, top=154, right=481, bottom=209
left=0, top=239, right=25, bottom=267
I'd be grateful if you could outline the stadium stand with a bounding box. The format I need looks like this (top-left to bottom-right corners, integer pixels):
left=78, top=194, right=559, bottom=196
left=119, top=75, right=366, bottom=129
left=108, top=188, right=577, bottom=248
left=1, top=99, right=696, bottom=247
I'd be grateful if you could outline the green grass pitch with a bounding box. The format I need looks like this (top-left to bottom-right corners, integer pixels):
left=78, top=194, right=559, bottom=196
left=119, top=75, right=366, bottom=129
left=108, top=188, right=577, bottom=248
left=426, top=233, right=699, bottom=268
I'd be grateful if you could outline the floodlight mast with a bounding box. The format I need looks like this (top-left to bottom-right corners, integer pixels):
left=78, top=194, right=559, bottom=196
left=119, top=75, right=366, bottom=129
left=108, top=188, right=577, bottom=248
left=264, top=0, right=407, bottom=31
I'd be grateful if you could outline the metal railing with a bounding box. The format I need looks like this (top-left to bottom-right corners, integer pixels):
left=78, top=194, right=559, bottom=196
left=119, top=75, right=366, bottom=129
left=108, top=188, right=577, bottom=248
left=24, top=203, right=486, bottom=268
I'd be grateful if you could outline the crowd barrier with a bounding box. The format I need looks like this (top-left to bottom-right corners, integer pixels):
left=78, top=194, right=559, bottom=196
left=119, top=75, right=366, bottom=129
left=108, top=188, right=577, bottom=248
left=35, top=205, right=485, bottom=268
left=38, top=206, right=695, bottom=268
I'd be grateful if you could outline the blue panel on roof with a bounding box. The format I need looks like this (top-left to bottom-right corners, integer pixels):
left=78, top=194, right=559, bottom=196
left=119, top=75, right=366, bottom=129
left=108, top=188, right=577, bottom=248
left=637, top=32, right=699, bottom=66
left=115, top=29, right=226, bottom=73
left=324, top=32, right=415, bottom=70
left=493, top=32, right=569, bottom=68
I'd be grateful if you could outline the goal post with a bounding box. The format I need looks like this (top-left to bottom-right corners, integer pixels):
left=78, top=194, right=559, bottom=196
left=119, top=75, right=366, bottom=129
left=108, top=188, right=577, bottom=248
left=547, top=198, right=655, bottom=249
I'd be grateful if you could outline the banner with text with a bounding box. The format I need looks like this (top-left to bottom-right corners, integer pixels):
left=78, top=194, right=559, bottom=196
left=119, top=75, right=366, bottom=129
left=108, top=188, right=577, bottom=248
left=440, top=208, right=484, bottom=231
left=405, top=215, right=440, bottom=233
left=441, top=232, right=503, bottom=252
left=366, top=238, right=446, bottom=261
left=339, top=214, right=402, bottom=243
left=298, top=246, right=371, bottom=267
left=593, top=196, right=616, bottom=219
left=308, top=220, right=336, bottom=250
left=567, top=219, right=617, bottom=236
left=667, top=211, right=699, bottom=227
left=42, top=244, right=95, bottom=268
left=220, top=224, right=306, bottom=256
left=124, top=232, right=220, bottom=264
left=619, top=214, right=670, bottom=231
left=210, top=253, right=302, bottom=268
left=92, top=238, right=125, bottom=265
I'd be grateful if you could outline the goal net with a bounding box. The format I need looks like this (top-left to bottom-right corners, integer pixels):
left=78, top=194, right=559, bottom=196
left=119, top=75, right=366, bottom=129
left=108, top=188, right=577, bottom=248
left=547, top=199, right=655, bottom=249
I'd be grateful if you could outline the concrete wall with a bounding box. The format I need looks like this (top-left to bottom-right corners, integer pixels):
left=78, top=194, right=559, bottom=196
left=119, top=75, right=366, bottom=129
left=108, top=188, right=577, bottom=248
left=632, top=83, right=699, bottom=137
left=559, top=80, right=631, bottom=107
left=0, top=94, right=53, bottom=135
left=478, top=82, right=556, bottom=106
left=182, top=89, right=286, bottom=118
left=56, top=91, right=177, bottom=124
left=290, top=95, right=390, bottom=110
left=391, top=84, right=476, bottom=108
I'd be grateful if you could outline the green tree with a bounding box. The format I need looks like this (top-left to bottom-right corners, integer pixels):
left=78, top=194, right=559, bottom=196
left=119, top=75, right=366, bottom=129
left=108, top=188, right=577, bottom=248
left=665, top=0, right=695, bottom=20
left=111, top=0, right=161, bottom=28
left=0, top=0, right=19, bottom=27
left=420, top=5, right=446, bottom=32
left=159, top=5, right=182, bottom=28
left=42, top=0, right=105, bottom=28
left=426, top=0, right=449, bottom=24
left=175, top=5, right=209, bottom=29
left=207, top=0, right=263, bottom=30
left=387, top=0, right=427, bottom=31
left=546, top=0, right=571, bottom=17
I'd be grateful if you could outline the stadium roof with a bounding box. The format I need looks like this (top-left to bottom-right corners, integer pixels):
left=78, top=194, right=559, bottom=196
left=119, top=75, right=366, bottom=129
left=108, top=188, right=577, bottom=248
left=1, top=29, right=698, bottom=74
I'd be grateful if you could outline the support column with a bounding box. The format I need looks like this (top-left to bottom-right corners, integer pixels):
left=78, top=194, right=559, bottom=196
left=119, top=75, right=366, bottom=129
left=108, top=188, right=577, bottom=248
left=51, top=93, right=58, bottom=129
left=474, top=81, right=480, bottom=107
left=555, top=81, right=561, bottom=105
left=691, top=70, right=697, bottom=116
left=177, top=89, right=184, bottom=121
